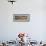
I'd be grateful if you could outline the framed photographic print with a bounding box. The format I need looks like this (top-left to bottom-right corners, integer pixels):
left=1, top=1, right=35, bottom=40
left=13, top=14, right=30, bottom=22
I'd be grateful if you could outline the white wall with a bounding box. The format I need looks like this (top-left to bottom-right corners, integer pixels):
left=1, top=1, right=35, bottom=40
left=0, top=0, right=46, bottom=41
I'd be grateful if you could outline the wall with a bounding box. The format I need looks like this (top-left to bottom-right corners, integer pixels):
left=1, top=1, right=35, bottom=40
left=0, top=0, right=46, bottom=41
